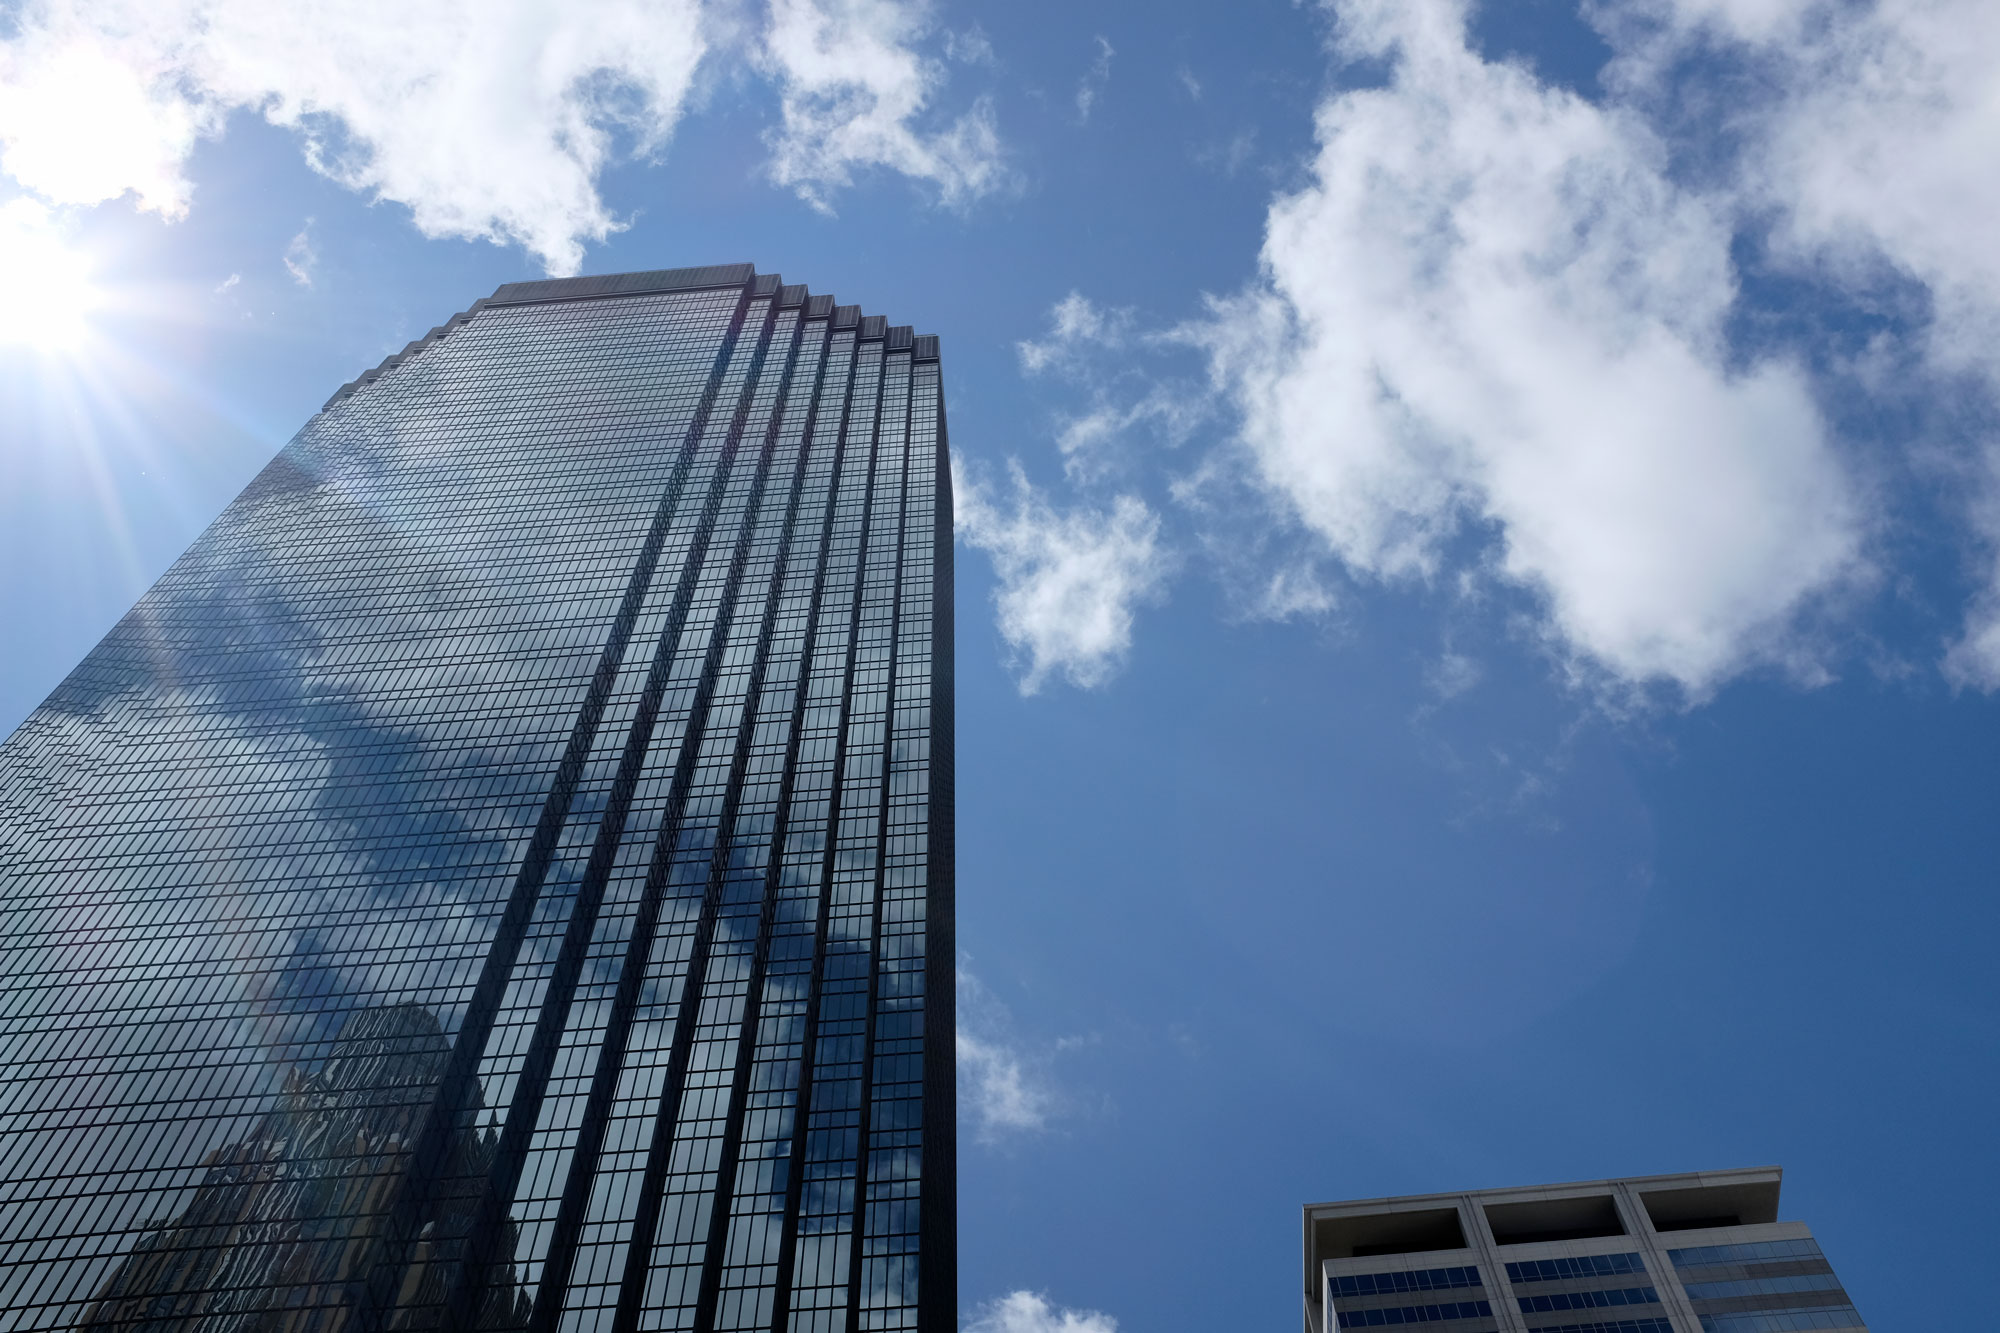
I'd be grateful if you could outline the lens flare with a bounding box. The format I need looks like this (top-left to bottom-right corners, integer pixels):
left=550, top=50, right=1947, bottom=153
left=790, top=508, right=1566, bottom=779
left=0, top=200, right=101, bottom=352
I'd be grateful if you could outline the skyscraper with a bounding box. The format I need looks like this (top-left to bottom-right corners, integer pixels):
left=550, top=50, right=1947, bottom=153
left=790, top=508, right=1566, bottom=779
left=1303, top=1167, right=1867, bottom=1333
left=0, top=265, right=954, bottom=1333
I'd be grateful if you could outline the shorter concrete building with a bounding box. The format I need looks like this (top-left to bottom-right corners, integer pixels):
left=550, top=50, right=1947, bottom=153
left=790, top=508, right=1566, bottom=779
left=1303, top=1167, right=1865, bottom=1333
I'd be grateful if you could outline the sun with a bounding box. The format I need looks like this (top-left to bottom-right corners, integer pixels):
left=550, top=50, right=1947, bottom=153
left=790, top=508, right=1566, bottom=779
left=0, top=200, right=102, bottom=353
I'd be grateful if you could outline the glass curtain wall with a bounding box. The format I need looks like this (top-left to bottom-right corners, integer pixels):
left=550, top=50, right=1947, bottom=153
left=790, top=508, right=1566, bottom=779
left=0, top=266, right=953, bottom=1333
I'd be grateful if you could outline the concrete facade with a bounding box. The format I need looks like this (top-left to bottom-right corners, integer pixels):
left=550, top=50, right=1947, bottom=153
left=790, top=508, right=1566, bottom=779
left=1304, top=1168, right=1866, bottom=1333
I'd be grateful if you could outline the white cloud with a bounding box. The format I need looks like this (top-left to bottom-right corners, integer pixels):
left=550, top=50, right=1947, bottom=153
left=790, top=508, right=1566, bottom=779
left=966, top=1291, right=1118, bottom=1333
left=1947, top=514, right=2000, bottom=688
left=1255, top=563, right=1339, bottom=620
left=1018, top=292, right=1131, bottom=375
left=1598, top=0, right=2000, bottom=683
left=1016, top=291, right=1208, bottom=485
left=1425, top=649, right=1483, bottom=701
left=1177, top=65, right=1203, bottom=100
left=1050, top=388, right=1203, bottom=476
left=760, top=0, right=1007, bottom=213
left=952, top=963, right=1113, bottom=1149
left=957, top=1029, right=1053, bottom=1138
left=213, top=272, right=240, bottom=294
left=0, top=15, right=213, bottom=217
left=0, top=0, right=712, bottom=275
left=1186, top=0, right=1860, bottom=696
left=283, top=221, right=315, bottom=288
left=944, top=24, right=996, bottom=68
left=1075, top=35, right=1115, bottom=124
left=956, top=461, right=1168, bottom=693
left=956, top=967, right=1070, bottom=1142
left=1609, top=0, right=2000, bottom=371
left=0, top=0, right=1006, bottom=274
left=1051, top=405, right=1127, bottom=460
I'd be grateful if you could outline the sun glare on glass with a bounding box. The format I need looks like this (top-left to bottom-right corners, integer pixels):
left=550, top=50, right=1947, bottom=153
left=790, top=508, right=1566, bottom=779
left=0, top=201, right=101, bottom=352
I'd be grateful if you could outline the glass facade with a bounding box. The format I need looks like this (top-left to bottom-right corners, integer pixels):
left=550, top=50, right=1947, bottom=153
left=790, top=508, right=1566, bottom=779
left=1307, top=1172, right=1867, bottom=1333
left=1323, top=1238, right=1864, bottom=1333
left=1669, top=1240, right=1863, bottom=1333
left=1329, top=1267, right=1497, bottom=1332
left=0, top=265, right=955, bottom=1333
left=1507, top=1252, right=1669, bottom=1328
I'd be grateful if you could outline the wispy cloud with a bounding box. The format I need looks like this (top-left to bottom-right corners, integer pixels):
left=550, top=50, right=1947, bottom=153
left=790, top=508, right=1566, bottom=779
left=283, top=221, right=315, bottom=288
left=956, top=966, right=1076, bottom=1142
left=1075, top=35, right=1115, bottom=124
left=760, top=0, right=1008, bottom=213
left=1425, top=648, right=1483, bottom=702
left=1016, top=291, right=1207, bottom=479
left=943, top=23, right=996, bottom=68
left=1192, top=127, right=1257, bottom=178
left=965, top=1291, right=1119, bottom=1333
left=1018, top=292, right=1130, bottom=376
left=1051, top=388, right=1203, bottom=479
left=955, top=462, right=1168, bottom=694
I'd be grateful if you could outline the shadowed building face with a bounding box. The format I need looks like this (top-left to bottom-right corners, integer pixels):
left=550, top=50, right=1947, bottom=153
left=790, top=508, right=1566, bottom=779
left=0, top=266, right=955, bottom=1333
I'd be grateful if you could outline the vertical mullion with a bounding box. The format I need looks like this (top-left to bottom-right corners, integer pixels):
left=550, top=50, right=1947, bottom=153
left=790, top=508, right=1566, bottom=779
left=911, top=356, right=954, bottom=1333
left=501, top=398, right=739, bottom=1312
left=477, top=300, right=797, bottom=1328
left=844, top=349, right=913, bottom=1333
left=691, top=313, right=842, bottom=1333
left=529, top=295, right=780, bottom=1333
left=756, top=323, right=864, bottom=1333
left=358, top=286, right=755, bottom=1330
left=867, top=353, right=935, bottom=1333
left=703, top=322, right=850, bottom=1333
left=779, top=335, right=891, bottom=1333
left=622, top=305, right=818, bottom=1332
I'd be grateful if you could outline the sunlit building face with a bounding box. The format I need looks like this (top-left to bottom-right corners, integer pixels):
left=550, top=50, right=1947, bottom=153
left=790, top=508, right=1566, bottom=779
left=0, top=266, right=956, bottom=1333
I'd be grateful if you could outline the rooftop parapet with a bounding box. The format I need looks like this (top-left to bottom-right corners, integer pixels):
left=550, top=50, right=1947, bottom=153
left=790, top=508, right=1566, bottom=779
left=324, top=266, right=939, bottom=408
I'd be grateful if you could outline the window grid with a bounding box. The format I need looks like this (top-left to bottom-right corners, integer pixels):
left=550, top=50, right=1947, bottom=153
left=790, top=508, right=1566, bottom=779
left=1335, top=1268, right=1483, bottom=1297
left=706, top=316, right=842, bottom=1333
left=7, top=286, right=746, bottom=1331
left=0, top=276, right=952, bottom=1333
left=546, top=297, right=785, bottom=1333
left=783, top=336, right=891, bottom=1333
left=626, top=302, right=815, bottom=1333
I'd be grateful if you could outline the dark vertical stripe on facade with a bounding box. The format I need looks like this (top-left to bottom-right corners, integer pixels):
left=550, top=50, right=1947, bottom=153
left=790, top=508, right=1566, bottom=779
left=355, top=280, right=758, bottom=1333
left=697, top=321, right=847, bottom=1333
left=917, top=365, right=956, bottom=1333
left=440, top=297, right=791, bottom=1333
left=685, top=313, right=853, bottom=1333
left=777, top=330, right=888, bottom=1333
left=0, top=268, right=951, bottom=1333
left=602, top=303, right=823, bottom=1333
left=842, top=348, right=912, bottom=1333
left=683, top=357, right=830, bottom=1333
left=764, top=330, right=867, bottom=1333
left=505, top=303, right=798, bottom=1333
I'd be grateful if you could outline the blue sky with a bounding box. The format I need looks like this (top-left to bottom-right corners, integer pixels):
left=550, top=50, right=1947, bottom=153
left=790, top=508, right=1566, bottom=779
left=2, top=0, right=1997, bottom=1329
